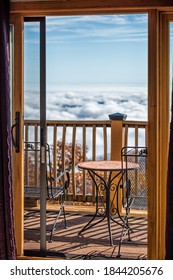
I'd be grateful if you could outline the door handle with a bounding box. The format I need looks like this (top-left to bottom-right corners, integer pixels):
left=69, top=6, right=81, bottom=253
left=11, top=111, right=20, bottom=153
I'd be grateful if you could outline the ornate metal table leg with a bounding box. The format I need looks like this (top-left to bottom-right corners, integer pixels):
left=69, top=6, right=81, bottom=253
left=78, top=170, right=106, bottom=237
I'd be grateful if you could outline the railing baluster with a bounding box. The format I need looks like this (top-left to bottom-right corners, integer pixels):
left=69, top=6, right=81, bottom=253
left=83, top=125, right=86, bottom=200
left=103, top=124, right=107, bottom=160
left=124, top=124, right=128, bottom=147
left=24, top=124, right=29, bottom=185
left=103, top=124, right=107, bottom=182
left=92, top=125, right=96, bottom=200
left=34, top=125, right=38, bottom=185
left=92, top=125, right=96, bottom=161
left=134, top=126, right=139, bottom=196
left=72, top=125, right=76, bottom=199
left=53, top=124, right=57, bottom=185
left=135, top=125, right=138, bottom=147
left=62, top=125, right=66, bottom=186
left=145, top=125, right=148, bottom=146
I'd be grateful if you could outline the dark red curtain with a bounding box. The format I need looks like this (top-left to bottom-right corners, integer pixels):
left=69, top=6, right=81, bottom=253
left=165, top=80, right=173, bottom=259
left=0, top=0, right=17, bottom=259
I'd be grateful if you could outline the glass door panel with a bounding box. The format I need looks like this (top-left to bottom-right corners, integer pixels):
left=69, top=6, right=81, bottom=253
left=24, top=18, right=47, bottom=256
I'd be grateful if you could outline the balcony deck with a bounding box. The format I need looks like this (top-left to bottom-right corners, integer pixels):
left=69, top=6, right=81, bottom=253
left=24, top=205, right=147, bottom=260
left=23, top=119, right=148, bottom=259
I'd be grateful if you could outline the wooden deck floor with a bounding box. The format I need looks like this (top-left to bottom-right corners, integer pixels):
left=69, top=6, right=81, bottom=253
left=24, top=208, right=147, bottom=260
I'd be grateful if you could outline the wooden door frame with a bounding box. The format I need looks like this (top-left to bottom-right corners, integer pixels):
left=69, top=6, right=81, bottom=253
left=147, top=10, right=170, bottom=260
left=10, top=2, right=172, bottom=259
left=10, top=14, right=24, bottom=256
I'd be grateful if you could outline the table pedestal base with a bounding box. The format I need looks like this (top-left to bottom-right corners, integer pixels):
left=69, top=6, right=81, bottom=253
left=78, top=169, right=132, bottom=257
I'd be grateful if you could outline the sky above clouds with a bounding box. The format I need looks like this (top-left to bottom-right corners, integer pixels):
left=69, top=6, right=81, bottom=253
left=24, top=14, right=148, bottom=88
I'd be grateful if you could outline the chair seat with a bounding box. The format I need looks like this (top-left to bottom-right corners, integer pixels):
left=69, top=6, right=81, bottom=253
left=130, top=196, right=148, bottom=210
left=24, top=185, right=64, bottom=199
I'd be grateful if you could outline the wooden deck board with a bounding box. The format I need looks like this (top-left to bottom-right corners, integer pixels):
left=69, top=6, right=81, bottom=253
left=24, top=210, right=147, bottom=260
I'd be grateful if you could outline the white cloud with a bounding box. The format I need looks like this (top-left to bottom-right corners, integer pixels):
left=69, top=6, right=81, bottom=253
left=46, top=15, right=130, bottom=29
left=24, top=14, right=148, bottom=44
left=24, top=85, right=147, bottom=121
left=46, top=14, right=147, bottom=42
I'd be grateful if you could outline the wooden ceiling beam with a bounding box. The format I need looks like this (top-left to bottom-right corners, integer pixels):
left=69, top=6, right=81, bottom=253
left=10, top=0, right=173, bottom=15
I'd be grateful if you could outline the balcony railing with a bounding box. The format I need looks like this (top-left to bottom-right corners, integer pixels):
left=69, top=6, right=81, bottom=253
left=24, top=118, right=148, bottom=202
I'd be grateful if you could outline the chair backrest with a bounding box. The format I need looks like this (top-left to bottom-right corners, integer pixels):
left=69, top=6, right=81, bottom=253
left=24, top=141, right=42, bottom=188
left=121, top=146, right=148, bottom=210
left=24, top=141, right=70, bottom=199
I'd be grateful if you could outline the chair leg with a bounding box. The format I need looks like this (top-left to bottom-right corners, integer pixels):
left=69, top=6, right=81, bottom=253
left=126, top=216, right=132, bottom=241
left=49, top=202, right=66, bottom=243
left=116, top=226, right=125, bottom=257
left=116, top=216, right=131, bottom=257
left=62, top=205, right=67, bottom=228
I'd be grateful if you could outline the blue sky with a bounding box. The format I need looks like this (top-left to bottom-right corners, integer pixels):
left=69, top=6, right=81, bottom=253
left=24, top=14, right=148, bottom=88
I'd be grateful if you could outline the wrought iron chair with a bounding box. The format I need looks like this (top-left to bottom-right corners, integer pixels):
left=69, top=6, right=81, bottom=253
left=117, top=146, right=148, bottom=257
left=24, top=141, right=70, bottom=242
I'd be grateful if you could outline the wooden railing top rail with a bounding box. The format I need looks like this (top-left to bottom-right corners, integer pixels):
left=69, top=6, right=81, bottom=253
left=24, top=119, right=111, bottom=127
left=123, top=120, right=148, bottom=126
left=123, top=120, right=148, bottom=127
left=24, top=119, right=148, bottom=127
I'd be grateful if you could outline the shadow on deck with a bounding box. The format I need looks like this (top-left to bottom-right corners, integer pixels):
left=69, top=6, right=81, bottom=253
left=24, top=208, right=147, bottom=260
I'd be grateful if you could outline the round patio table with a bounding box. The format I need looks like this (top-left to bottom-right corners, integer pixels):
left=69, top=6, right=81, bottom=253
left=78, top=160, right=139, bottom=255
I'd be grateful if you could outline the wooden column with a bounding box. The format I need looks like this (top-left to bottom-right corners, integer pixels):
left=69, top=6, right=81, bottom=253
left=109, top=113, right=127, bottom=161
left=10, top=15, right=24, bottom=257
left=148, top=10, right=169, bottom=259
left=109, top=112, right=127, bottom=210
left=158, top=13, right=169, bottom=260
left=148, top=9, right=160, bottom=260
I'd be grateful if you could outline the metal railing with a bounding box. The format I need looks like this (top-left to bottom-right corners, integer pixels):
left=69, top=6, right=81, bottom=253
left=24, top=119, right=148, bottom=202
